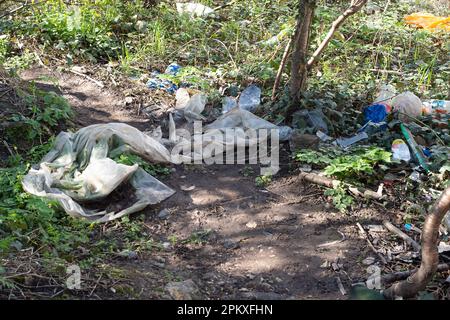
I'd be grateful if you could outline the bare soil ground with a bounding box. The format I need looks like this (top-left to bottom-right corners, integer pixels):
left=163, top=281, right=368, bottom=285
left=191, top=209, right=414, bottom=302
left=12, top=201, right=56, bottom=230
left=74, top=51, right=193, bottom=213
left=18, top=67, right=394, bottom=300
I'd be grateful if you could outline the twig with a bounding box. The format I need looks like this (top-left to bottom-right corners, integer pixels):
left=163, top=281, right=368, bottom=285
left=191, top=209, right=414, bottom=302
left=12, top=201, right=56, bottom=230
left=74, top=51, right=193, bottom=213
left=271, top=39, right=292, bottom=101
left=2, top=139, right=14, bottom=156
left=336, top=276, right=347, bottom=295
left=89, top=274, right=102, bottom=297
left=383, top=220, right=421, bottom=252
left=356, top=222, right=388, bottom=264
left=369, top=69, right=403, bottom=75
left=317, top=231, right=346, bottom=248
left=68, top=69, right=104, bottom=88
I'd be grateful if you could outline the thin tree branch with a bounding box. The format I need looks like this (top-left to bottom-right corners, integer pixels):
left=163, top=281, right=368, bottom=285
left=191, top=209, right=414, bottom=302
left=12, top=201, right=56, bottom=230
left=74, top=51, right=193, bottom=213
left=306, top=0, right=368, bottom=70
left=383, top=220, right=421, bottom=252
left=271, top=38, right=292, bottom=101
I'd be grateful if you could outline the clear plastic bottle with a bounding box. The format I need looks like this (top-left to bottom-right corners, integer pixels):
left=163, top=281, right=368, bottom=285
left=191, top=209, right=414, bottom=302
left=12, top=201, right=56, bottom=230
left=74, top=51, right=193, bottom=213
left=422, top=100, right=450, bottom=114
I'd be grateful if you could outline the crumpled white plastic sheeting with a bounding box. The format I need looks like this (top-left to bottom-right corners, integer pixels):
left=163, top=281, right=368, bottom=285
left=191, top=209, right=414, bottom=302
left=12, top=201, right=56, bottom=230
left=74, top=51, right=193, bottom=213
left=22, top=123, right=175, bottom=223
left=23, top=102, right=290, bottom=222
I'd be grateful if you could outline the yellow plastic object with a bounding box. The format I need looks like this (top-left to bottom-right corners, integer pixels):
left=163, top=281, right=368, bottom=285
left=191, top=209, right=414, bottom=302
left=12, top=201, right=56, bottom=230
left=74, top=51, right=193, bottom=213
left=404, top=13, right=450, bottom=32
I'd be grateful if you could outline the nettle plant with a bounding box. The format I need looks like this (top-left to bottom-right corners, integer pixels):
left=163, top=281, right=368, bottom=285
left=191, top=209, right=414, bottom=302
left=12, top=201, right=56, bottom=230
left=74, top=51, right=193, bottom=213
left=295, top=146, right=392, bottom=211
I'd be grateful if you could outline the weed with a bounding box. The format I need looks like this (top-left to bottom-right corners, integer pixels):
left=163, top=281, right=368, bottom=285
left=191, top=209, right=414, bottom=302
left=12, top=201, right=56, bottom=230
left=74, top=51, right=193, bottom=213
left=114, top=153, right=170, bottom=177
left=255, top=174, right=272, bottom=187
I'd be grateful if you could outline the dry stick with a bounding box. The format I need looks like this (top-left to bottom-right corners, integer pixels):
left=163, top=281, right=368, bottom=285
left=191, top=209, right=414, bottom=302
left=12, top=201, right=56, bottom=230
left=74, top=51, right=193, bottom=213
left=369, top=69, right=403, bottom=75
left=298, top=171, right=383, bottom=200
left=2, top=139, right=14, bottom=156
left=384, top=186, right=450, bottom=299
left=356, top=222, right=388, bottom=265
left=383, top=220, right=421, bottom=252
left=212, top=0, right=237, bottom=11
left=317, top=231, right=346, bottom=248
left=306, top=0, right=368, bottom=70
left=271, top=39, right=292, bottom=101
left=0, top=0, right=48, bottom=19
left=336, top=276, right=347, bottom=295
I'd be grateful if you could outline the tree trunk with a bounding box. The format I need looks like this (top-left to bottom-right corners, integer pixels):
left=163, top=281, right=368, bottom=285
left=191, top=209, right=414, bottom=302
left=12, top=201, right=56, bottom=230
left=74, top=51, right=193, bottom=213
left=383, top=186, right=450, bottom=299
left=289, top=0, right=316, bottom=105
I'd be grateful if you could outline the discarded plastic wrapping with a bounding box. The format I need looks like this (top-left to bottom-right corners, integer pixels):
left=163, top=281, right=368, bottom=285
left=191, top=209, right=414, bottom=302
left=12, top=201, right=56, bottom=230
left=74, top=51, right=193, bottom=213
left=22, top=123, right=175, bottom=223
left=23, top=108, right=289, bottom=222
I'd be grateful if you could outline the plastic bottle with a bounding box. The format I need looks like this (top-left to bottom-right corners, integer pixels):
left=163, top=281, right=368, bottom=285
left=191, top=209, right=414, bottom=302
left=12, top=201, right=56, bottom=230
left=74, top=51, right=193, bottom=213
left=422, top=100, right=450, bottom=114
left=391, top=139, right=411, bottom=162
left=391, top=92, right=423, bottom=122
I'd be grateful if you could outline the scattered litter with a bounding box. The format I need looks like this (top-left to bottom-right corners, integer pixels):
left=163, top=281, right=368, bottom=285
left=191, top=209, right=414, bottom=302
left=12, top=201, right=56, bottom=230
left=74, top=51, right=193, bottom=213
left=316, top=130, right=334, bottom=142
left=374, top=84, right=396, bottom=104
left=158, top=209, right=170, bottom=219
left=335, top=132, right=368, bottom=149
left=162, top=242, right=172, bottom=250
left=165, top=62, right=182, bottom=75
left=238, top=84, right=261, bottom=112
left=222, top=96, right=237, bottom=114
left=423, top=99, right=450, bottom=114
left=246, top=221, right=258, bottom=229
left=391, top=139, right=411, bottom=162
left=367, top=225, right=386, bottom=233
left=183, top=93, right=207, bottom=122
left=22, top=123, right=175, bottom=223
left=292, top=108, right=328, bottom=133
left=175, top=88, right=191, bottom=109
left=438, top=242, right=450, bottom=254
left=278, top=126, right=293, bottom=141
left=408, top=170, right=421, bottom=182
left=363, top=103, right=391, bottom=124
left=391, top=91, right=423, bottom=122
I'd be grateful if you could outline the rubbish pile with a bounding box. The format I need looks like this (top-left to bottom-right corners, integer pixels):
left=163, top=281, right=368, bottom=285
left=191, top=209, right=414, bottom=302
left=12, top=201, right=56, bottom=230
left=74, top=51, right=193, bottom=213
left=291, top=83, right=449, bottom=228
left=146, top=63, right=182, bottom=94
left=23, top=79, right=291, bottom=222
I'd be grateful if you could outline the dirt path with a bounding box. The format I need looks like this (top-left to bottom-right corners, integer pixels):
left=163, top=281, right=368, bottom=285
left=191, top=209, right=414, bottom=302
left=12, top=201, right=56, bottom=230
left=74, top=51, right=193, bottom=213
left=20, top=67, right=384, bottom=300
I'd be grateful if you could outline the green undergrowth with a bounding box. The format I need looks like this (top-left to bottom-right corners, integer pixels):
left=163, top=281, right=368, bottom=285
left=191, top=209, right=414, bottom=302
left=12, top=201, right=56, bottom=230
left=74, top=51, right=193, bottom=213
left=294, top=146, right=393, bottom=212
